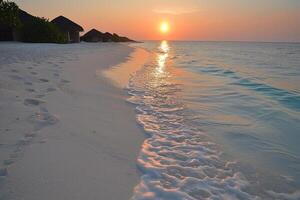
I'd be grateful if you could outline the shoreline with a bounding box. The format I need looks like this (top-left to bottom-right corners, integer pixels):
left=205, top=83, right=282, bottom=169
left=102, top=47, right=150, bottom=89
left=0, top=42, right=146, bottom=200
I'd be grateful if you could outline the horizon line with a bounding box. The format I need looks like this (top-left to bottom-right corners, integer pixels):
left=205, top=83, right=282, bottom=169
left=137, top=39, right=300, bottom=44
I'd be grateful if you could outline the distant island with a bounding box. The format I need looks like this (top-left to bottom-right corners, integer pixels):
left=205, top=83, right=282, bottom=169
left=0, top=0, right=135, bottom=43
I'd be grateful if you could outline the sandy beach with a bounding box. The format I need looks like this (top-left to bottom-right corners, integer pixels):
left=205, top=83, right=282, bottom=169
left=1, top=0, right=299, bottom=198
left=0, top=42, right=146, bottom=200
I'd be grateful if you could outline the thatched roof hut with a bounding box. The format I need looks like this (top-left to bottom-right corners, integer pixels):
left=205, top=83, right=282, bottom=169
left=19, top=9, right=36, bottom=24
left=81, top=29, right=103, bottom=42
left=51, top=16, right=83, bottom=43
left=102, top=32, right=114, bottom=42
left=81, top=30, right=135, bottom=43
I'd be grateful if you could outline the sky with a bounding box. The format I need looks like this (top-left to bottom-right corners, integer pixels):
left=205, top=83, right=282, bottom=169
left=15, top=0, right=300, bottom=42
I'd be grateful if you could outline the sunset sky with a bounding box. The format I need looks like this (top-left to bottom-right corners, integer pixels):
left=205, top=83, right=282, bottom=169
left=15, top=0, right=300, bottom=42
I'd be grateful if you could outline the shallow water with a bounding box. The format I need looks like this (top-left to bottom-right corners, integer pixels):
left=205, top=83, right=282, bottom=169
left=127, top=41, right=300, bottom=199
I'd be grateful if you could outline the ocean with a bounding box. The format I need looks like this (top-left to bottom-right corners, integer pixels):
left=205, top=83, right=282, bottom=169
left=128, top=41, right=300, bottom=199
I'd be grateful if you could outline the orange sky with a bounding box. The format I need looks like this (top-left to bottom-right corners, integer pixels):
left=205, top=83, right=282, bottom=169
left=15, top=0, right=300, bottom=42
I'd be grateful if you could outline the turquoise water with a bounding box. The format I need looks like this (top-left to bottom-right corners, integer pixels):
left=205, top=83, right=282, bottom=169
left=129, top=41, right=300, bottom=199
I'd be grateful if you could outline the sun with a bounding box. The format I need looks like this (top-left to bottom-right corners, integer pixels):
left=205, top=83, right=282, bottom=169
left=160, top=22, right=170, bottom=34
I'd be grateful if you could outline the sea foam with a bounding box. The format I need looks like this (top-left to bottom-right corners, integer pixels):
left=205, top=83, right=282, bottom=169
left=128, top=41, right=300, bottom=199
left=127, top=64, right=257, bottom=199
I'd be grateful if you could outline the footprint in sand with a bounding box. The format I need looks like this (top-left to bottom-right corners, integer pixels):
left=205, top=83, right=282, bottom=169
left=39, top=78, right=49, bottom=83
left=24, top=81, right=33, bottom=86
left=24, top=98, right=44, bottom=106
left=31, top=71, right=38, bottom=75
left=25, top=133, right=36, bottom=138
left=26, top=88, right=35, bottom=93
left=11, top=69, right=19, bottom=73
left=29, top=110, right=59, bottom=130
left=53, top=73, right=60, bottom=77
left=27, top=66, right=33, bottom=69
left=35, top=94, right=45, bottom=98
left=46, top=87, right=56, bottom=92
left=61, top=79, right=70, bottom=84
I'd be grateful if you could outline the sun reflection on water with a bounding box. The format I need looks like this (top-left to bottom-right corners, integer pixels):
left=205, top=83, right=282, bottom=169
left=160, top=40, right=169, bottom=53
left=155, top=41, right=169, bottom=77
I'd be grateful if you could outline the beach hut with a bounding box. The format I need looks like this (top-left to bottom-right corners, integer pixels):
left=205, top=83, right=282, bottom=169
left=102, top=32, right=115, bottom=42
left=81, top=29, right=103, bottom=42
left=51, top=16, right=83, bottom=43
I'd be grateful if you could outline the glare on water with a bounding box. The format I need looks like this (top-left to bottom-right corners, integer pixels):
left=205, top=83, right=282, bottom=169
left=155, top=41, right=169, bottom=77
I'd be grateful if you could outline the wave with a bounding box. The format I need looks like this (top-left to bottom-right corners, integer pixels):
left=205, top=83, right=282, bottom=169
left=189, top=65, right=300, bottom=111
left=128, top=81, right=258, bottom=199
left=128, top=42, right=300, bottom=200
left=126, top=62, right=265, bottom=199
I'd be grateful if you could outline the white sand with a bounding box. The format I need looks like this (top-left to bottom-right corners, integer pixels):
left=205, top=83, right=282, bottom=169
left=0, top=42, right=146, bottom=200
